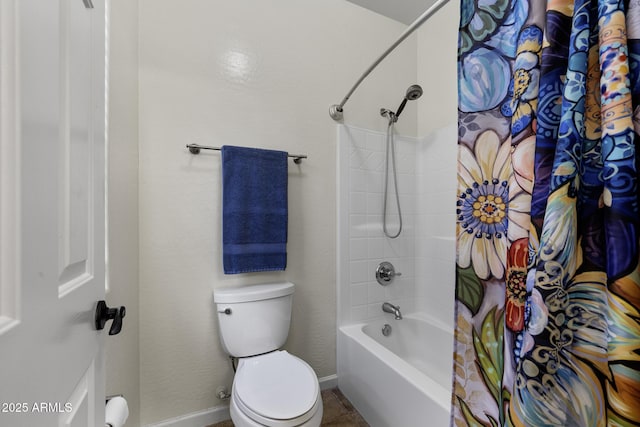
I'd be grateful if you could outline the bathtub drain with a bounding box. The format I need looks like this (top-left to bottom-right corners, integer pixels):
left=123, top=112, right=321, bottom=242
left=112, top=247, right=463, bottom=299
left=382, top=324, right=392, bottom=336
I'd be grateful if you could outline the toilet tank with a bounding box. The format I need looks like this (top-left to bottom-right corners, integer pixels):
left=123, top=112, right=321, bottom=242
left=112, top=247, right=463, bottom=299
left=213, top=282, right=294, bottom=358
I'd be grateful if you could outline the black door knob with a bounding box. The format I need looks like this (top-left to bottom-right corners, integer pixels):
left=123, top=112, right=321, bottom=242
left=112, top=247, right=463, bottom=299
left=95, top=300, right=126, bottom=335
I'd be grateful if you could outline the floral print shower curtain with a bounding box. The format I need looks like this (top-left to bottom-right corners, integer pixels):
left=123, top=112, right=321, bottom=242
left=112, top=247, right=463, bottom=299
left=453, top=0, right=640, bottom=424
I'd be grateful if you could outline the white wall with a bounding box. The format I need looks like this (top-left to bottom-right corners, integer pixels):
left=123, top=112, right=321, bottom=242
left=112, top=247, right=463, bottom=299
left=417, top=0, right=459, bottom=137
left=415, top=0, right=459, bottom=328
left=106, top=1, right=140, bottom=426
left=137, top=0, right=417, bottom=424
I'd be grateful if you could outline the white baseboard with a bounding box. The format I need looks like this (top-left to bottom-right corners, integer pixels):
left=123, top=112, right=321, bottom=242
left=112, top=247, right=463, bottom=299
left=319, top=374, right=338, bottom=390
left=143, top=404, right=230, bottom=427
left=144, top=374, right=338, bottom=427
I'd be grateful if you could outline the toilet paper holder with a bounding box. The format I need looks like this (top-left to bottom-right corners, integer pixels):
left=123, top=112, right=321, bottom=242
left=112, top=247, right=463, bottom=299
left=105, top=395, right=129, bottom=427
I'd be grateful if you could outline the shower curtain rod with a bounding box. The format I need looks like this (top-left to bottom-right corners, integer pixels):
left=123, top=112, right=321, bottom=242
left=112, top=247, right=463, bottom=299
left=329, top=0, right=450, bottom=121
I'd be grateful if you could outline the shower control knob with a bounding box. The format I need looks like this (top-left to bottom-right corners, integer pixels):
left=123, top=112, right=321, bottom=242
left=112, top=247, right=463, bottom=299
left=376, top=261, right=401, bottom=286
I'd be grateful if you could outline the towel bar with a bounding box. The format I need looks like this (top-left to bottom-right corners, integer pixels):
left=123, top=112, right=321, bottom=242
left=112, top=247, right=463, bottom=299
left=186, top=144, right=307, bottom=164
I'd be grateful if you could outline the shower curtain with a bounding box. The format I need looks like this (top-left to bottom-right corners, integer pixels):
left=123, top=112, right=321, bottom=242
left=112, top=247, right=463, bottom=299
left=453, top=0, right=640, bottom=424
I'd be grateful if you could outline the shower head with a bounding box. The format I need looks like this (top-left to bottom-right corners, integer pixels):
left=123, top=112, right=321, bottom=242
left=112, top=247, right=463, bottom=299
left=395, top=84, right=423, bottom=119
left=405, top=84, right=423, bottom=101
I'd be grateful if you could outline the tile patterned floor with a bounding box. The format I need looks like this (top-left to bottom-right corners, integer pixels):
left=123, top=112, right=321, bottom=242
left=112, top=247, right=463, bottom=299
left=207, top=388, right=369, bottom=427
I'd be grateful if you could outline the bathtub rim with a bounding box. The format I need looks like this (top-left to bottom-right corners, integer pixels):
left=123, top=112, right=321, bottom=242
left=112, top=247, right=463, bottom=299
left=338, top=314, right=452, bottom=412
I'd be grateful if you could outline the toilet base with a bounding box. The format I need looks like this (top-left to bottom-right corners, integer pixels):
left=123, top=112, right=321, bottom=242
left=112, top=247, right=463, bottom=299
left=230, top=393, right=323, bottom=427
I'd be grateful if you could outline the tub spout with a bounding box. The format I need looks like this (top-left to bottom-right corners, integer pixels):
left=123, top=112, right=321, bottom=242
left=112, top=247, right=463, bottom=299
left=382, top=302, right=402, bottom=320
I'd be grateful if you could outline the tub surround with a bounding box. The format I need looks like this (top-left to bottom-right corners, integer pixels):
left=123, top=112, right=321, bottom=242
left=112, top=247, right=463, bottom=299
left=336, top=118, right=456, bottom=427
left=337, top=125, right=419, bottom=325
left=337, top=122, right=457, bottom=328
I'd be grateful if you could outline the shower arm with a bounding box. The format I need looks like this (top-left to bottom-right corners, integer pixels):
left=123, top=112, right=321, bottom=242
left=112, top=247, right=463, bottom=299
left=329, top=0, right=450, bottom=122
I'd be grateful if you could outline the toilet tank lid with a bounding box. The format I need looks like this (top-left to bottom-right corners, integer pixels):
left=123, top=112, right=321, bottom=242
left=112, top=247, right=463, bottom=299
left=213, top=281, right=294, bottom=303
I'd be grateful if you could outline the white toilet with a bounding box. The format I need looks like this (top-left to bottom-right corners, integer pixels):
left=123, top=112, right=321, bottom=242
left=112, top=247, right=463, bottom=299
left=213, top=281, right=323, bottom=427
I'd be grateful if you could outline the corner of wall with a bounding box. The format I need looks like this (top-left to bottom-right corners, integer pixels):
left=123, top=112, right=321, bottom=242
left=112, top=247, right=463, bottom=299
left=106, top=0, right=140, bottom=425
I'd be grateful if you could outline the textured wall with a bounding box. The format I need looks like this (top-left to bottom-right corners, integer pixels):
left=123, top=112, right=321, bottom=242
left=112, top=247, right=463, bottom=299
left=106, top=1, right=140, bottom=426
left=417, top=0, right=459, bottom=138
left=138, top=0, right=417, bottom=424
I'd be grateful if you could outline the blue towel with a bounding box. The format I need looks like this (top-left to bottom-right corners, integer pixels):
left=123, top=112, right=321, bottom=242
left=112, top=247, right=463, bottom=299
left=221, top=145, right=288, bottom=274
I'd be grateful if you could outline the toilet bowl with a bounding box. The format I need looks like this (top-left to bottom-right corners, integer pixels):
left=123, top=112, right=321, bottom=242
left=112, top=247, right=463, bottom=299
left=229, top=351, right=322, bottom=427
left=213, top=282, right=323, bottom=427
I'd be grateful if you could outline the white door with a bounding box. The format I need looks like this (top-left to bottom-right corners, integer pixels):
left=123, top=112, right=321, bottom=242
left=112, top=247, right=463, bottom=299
left=0, top=0, right=108, bottom=426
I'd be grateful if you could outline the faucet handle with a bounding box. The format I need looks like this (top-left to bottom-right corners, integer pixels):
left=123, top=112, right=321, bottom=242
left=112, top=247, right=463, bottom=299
left=376, top=261, right=401, bottom=285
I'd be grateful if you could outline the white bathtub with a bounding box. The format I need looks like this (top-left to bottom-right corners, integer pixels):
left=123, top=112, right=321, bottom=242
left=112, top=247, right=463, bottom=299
left=337, top=314, right=453, bottom=426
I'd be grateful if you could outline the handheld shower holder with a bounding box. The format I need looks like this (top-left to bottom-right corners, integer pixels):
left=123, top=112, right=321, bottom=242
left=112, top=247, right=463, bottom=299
left=380, top=108, right=397, bottom=123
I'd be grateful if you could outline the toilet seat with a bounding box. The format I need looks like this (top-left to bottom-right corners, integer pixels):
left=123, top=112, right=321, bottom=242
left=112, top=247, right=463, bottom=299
left=233, top=351, right=320, bottom=426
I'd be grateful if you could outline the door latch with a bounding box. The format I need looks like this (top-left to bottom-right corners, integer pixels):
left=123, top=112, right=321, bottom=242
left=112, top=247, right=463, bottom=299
left=95, top=300, right=126, bottom=335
